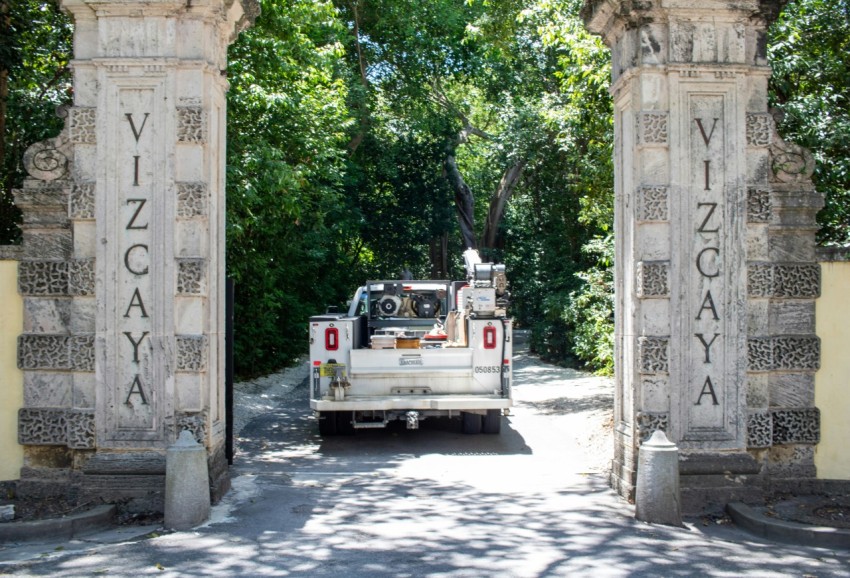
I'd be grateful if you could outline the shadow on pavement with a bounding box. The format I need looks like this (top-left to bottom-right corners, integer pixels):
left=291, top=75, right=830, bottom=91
left=10, top=368, right=850, bottom=576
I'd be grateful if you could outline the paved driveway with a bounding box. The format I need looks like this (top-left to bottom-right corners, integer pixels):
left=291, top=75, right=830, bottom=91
left=4, top=346, right=849, bottom=576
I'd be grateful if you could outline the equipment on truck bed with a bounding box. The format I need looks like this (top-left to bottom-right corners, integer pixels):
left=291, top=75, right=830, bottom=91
left=309, top=249, right=512, bottom=435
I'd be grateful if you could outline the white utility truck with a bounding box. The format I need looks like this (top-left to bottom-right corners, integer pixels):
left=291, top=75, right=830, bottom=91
left=309, top=249, right=512, bottom=435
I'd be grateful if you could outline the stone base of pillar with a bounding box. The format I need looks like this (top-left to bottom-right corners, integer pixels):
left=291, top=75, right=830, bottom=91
left=17, top=446, right=230, bottom=514
left=611, top=434, right=637, bottom=502
left=208, top=442, right=231, bottom=504
left=672, top=452, right=761, bottom=515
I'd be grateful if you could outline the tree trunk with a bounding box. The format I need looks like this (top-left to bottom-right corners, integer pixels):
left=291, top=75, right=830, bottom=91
left=429, top=232, right=449, bottom=279
left=346, top=0, right=370, bottom=155
left=481, top=159, right=526, bottom=251
left=444, top=149, right=477, bottom=251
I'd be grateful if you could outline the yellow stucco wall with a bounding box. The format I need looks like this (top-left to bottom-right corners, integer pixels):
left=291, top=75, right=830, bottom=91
left=815, top=261, right=850, bottom=480
left=0, top=260, right=23, bottom=481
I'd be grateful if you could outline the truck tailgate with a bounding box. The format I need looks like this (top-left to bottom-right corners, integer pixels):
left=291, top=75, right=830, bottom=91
left=349, top=348, right=472, bottom=376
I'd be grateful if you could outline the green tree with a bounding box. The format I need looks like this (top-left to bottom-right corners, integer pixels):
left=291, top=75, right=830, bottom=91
left=225, top=0, right=357, bottom=376
left=0, top=0, right=72, bottom=244
left=769, top=0, right=850, bottom=244
left=500, top=0, right=615, bottom=369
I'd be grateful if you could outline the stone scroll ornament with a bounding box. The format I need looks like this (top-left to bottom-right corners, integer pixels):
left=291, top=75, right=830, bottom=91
left=23, top=134, right=72, bottom=182
left=768, top=112, right=816, bottom=184
left=21, top=105, right=74, bottom=181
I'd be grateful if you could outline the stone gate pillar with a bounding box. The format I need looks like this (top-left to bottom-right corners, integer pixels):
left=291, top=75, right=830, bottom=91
left=582, top=0, right=822, bottom=511
left=15, top=0, right=258, bottom=510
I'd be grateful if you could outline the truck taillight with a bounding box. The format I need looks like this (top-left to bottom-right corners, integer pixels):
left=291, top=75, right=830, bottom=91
left=483, top=326, right=497, bottom=349
left=325, top=327, right=339, bottom=351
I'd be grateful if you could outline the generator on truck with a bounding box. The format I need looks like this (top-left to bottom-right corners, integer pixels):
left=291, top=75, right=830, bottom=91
left=309, top=249, right=512, bottom=435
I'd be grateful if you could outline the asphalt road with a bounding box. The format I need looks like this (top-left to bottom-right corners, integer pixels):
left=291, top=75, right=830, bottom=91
left=3, top=345, right=850, bottom=576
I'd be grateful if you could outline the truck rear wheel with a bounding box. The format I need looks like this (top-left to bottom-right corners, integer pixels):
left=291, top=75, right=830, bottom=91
left=336, top=411, right=355, bottom=435
left=482, top=409, right=501, bottom=434
left=318, top=411, right=338, bottom=436
left=461, top=412, right=482, bottom=435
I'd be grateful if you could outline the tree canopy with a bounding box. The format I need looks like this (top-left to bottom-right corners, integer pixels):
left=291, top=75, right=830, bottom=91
left=0, top=0, right=847, bottom=377
left=0, top=0, right=72, bottom=243
left=769, top=0, right=849, bottom=245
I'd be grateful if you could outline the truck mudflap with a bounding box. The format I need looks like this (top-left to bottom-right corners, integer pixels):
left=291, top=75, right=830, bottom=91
left=311, top=395, right=511, bottom=412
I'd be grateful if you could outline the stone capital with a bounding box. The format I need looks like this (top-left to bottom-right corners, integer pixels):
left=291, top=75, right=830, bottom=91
left=582, top=0, right=788, bottom=47
left=60, top=0, right=259, bottom=59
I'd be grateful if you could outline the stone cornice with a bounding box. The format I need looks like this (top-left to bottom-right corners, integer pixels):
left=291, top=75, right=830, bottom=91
left=61, top=0, right=258, bottom=40
left=817, top=246, right=850, bottom=263
left=608, top=63, right=770, bottom=99
left=0, top=245, right=22, bottom=261
left=581, top=0, right=789, bottom=45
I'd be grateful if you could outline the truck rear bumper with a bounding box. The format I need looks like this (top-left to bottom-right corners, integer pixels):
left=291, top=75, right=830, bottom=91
left=311, top=395, right=511, bottom=412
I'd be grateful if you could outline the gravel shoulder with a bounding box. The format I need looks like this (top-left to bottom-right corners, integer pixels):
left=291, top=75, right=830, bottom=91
left=233, top=359, right=311, bottom=441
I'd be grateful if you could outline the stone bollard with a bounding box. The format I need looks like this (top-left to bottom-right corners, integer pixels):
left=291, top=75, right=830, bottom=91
left=165, top=430, right=211, bottom=530
left=635, top=430, right=682, bottom=526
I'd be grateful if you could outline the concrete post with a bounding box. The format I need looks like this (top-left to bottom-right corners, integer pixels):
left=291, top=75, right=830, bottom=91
left=635, top=430, right=682, bottom=527
left=165, top=430, right=210, bottom=530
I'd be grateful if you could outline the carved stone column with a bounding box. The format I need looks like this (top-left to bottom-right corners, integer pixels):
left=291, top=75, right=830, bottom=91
left=582, top=0, right=822, bottom=511
left=15, top=0, right=258, bottom=511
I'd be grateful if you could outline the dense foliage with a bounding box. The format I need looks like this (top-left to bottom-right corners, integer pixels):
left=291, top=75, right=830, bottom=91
left=769, top=0, right=850, bottom=245
left=0, top=0, right=72, bottom=243
left=226, top=0, right=617, bottom=375
left=1, top=0, right=847, bottom=377
left=224, top=0, right=360, bottom=375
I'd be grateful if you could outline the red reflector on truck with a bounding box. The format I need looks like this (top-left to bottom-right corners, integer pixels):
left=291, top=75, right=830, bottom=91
left=483, top=326, right=497, bottom=349
left=325, top=327, right=339, bottom=350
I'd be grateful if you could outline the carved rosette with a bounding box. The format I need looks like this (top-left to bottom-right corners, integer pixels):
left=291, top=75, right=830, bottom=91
left=638, top=337, right=669, bottom=374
